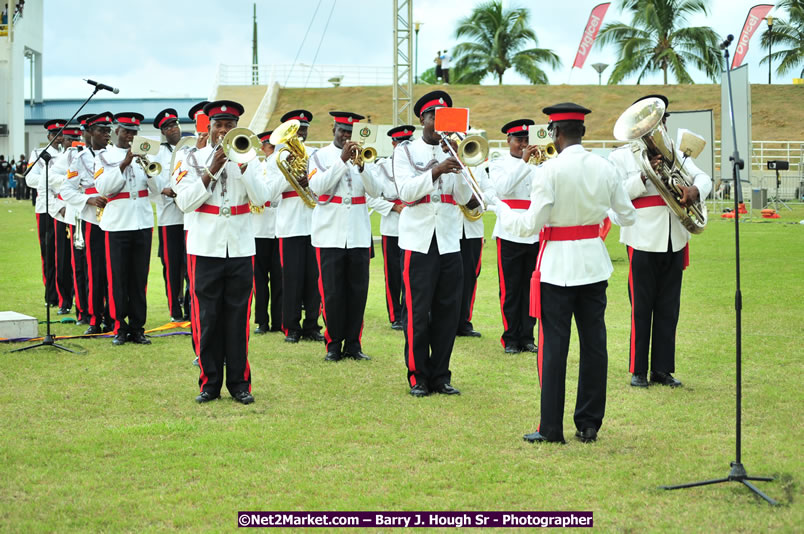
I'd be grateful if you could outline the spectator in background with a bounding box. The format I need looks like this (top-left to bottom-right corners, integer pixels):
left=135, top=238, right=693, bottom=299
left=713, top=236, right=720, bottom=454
left=434, top=51, right=443, bottom=83
left=7, top=159, right=16, bottom=198
left=0, top=156, right=10, bottom=197
left=440, top=50, right=452, bottom=84
left=17, top=155, right=28, bottom=200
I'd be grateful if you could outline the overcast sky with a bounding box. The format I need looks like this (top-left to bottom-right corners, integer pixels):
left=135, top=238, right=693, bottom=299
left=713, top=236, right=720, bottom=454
left=38, top=0, right=791, bottom=99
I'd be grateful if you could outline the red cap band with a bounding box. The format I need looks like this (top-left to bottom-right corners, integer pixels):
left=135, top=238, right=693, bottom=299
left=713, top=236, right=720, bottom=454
left=63, top=129, right=82, bottom=136
left=206, top=105, right=240, bottom=118
left=420, top=98, right=447, bottom=112
left=89, top=116, right=112, bottom=126
left=46, top=123, right=64, bottom=131
left=507, top=125, right=529, bottom=134
left=333, top=116, right=359, bottom=125
left=391, top=130, right=413, bottom=139
left=286, top=115, right=308, bottom=123
left=117, top=116, right=141, bottom=126
left=157, top=114, right=177, bottom=128
left=548, top=112, right=586, bottom=122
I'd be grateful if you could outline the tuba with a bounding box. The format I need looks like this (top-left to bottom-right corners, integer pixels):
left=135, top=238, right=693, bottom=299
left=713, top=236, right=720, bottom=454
left=613, top=98, right=707, bottom=234
left=270, top=120, right=317, bottom=209
left=442, top=133, right=489, bottom=222
left=527, top=142, right=557, bottom=165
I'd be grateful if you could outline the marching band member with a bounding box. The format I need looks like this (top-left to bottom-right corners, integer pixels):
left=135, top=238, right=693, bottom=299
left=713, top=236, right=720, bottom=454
left=62, top=112, right=113, bottom=334
left=94, top=112, right=159, bottom=345
left=493, top=103, right=636, bottom=443
left=489, top=119, right=542, bottom=354
left=608, top=94, right=712, bottom=388
left=366, top=125, right=415, bottom=331
left=27, top=120, right=65, bottom=309
left=175, top=100, right=270, bottom=405
left=252, top=130, right=283, bottom=334
left=265, top=109, right=324, bottom=344
left=393, top=90, right=473, bottom=397
left=308, top=111, right=384, bottom=361
left=152, top=108, right=189, bottom=322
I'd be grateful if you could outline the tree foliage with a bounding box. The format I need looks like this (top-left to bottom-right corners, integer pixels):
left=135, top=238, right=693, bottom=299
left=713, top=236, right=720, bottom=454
left=760, top=0, right=804, bottom=77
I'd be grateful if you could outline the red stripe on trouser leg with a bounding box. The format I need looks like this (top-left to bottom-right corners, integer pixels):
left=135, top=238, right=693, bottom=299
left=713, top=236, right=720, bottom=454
left=496, top=238, right=509, bottom=348
left=537, top=317, right=544, bottom=388
left=382, top=236, right=395, bottom=323
left=244, top=256, right=254, bottom=392
left=467, top=240, right=482, bottom=321
left=85, top=222, right=96, bottom=322
left=402, top=249, right=416, bottom=386
left=314, top=247, right=332, bottom=346
left=104, top=232, right=120, bottom=335
left=188, top=255, right=206, bottom=390
left=627, top=246, right=637, bottom=373
left=278, top=238, right=287, bottom=335
left=161, top=227, right=175, bottom=317
left=53, top=219, right=65, bottom=308
left=69, top=226, right=81, bottom=315
left=36, top=214, right=47, bottom=287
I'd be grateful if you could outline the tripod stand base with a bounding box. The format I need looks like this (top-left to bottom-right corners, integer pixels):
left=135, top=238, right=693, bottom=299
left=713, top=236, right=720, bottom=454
left=661, top=462, right=778, bottom=505
left=10, top=334, right=80, bottom=354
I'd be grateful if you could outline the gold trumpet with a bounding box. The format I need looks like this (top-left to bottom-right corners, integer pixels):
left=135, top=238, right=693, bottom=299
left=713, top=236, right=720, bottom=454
left=351, top=141, right=377, bottom=167
left=137, top=155, right=162, bottom=177
left=527, top=142, right=557, bottom=165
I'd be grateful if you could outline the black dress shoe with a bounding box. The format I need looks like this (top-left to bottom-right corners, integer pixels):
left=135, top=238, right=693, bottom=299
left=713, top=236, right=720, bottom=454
left=129, top=332, right=151, bottom=345
left=575, top=428, right=598, bottom=443
left=650, top=371, right=683, bottom=387
left=324, top=351, right=342, bottom=362
left=523, top=431, right=565, bottom=444
left=456, top=328, right=482, bottom=337
left=522, top=343, right=538, bottom=353
left=344, top=351, right=371, bottom=361
left=630, top=373, right=649, bottom=388
left=254, top=324, right=269, bottom=335
left=84, top=324, right=102, bottom=335
left=195, top=391, right=220, bottom=403
left=170, top=316, right=184, bottom=323
left=57, top=307, right=71, bottom=315
left=269, top=326, right=282, bottom=332
left=284, top=331, right=301, bottom=343
left=76, top=317, right=90, bottom=326
left=409, top=384, right=430, bottom=397
left=390, top=320, right=403, bottom=331
left=434, top=383, right=461, bottom=395
left=233, top=390, right=255, bottom=405
left=504, top=345, right=521, bottom=354
left=112, top=333, right=127, bottom=346
left=302, top=331, right=326, bottom=342
left=101, top=323, right=114, bottom=333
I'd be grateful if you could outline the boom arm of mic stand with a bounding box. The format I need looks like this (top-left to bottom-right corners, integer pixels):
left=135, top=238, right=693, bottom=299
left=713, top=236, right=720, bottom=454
left=24, top=86, right=102, bottom=178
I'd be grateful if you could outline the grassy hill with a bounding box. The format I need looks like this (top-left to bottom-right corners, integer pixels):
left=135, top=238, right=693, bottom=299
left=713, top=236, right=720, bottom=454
left=267, top=84, right=804, bottom=142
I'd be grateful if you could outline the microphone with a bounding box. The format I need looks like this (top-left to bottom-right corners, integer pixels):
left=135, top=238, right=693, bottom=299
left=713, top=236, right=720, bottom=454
left=719, top=34, right=734, bottom=50
left=85, top=79, right=120, bottom=94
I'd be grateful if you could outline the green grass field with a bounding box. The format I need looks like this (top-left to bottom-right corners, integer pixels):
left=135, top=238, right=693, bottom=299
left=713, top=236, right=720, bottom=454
left=0, top=197, right=802, bottom=532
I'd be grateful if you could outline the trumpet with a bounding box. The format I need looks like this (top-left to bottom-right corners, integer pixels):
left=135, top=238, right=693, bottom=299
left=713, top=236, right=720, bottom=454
left=527, top=143, right=557, bottom=165
left=440, top=132, right=488, bottom=221
left=351, top=141, right=377, bottom=167
left=208, top=128, right=261, bottom=181
left=137, top=155, right=162, bottom=177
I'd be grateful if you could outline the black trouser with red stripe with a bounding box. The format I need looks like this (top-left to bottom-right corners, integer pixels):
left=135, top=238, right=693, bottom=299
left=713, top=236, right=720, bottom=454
left=538, top=281, right=608, bottom=442
left=381, top=235, right=403, bottom=324
left=157, top=224, right=187, bottom=320
left=53, top=219, right=74, bottom=310
left=402, top=237, right=463, bottom=389
left=496, top=238, right=539, bottom=349
left=279, top=235, right=321, bottom=336
left=36, top=213, right=58, bottom=306
left=316, top=247, right=370, bottom=355
left=458, top=234, right=483, bottom=333
left=254, top=237, right=283, bottom=330
left=69, top=224, right=88, bottom=321
left=84, top=221, right=109, bottom=327
left=106, top=229, right=152, bottom=337
left=188, top=254, right=253, bottom=397
left=627, top=245, right=684, bottom=375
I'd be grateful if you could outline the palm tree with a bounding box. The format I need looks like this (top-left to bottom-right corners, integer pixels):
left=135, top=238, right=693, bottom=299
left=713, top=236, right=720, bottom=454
left=596, top=0, right=722, bottom=84
left=760, top=0, right=804, bottom=77
left=452, top=0, right=561, bottom=85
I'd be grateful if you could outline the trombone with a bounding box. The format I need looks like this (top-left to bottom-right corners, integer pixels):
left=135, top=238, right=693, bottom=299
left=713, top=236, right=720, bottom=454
left=439, top=131, right=488, bottom=221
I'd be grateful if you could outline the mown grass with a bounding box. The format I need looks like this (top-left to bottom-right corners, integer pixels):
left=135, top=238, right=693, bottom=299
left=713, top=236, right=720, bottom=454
left=0, top=197, right=802, bottom=532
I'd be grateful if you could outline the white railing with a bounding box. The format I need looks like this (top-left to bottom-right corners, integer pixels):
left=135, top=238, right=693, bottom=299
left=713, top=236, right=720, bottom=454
left=217, top=64, right=394, bottom=88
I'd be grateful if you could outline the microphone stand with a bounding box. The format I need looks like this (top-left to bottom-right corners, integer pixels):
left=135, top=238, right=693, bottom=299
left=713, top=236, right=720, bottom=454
left=12, top=86, right=102, bottom=353
left=660, top=41, right=777, bottom=506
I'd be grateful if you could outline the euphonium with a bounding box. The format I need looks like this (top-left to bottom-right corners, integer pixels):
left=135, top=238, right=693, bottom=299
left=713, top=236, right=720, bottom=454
left=613, top=97, right=707, bottom=234
left=270, top=120, right=317, bottom=209
left=527, top=142, right=557, bottom=165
